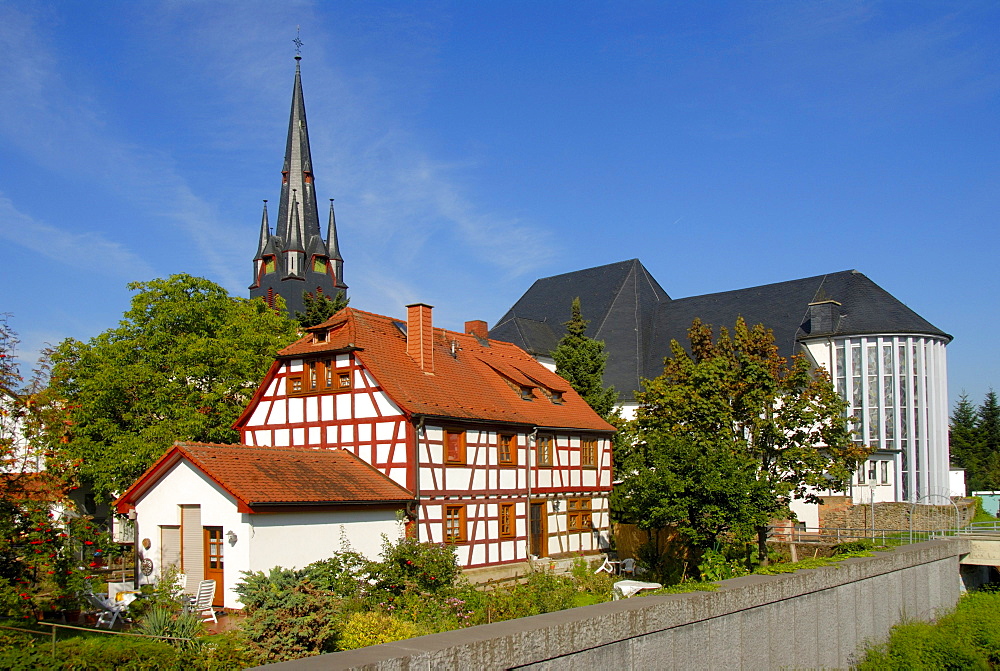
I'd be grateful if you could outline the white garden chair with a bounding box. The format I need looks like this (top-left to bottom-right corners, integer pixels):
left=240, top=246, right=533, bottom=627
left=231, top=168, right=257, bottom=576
left=192, top=579, right=217, bottom=623
left=84, top=591, right=127, bottom=629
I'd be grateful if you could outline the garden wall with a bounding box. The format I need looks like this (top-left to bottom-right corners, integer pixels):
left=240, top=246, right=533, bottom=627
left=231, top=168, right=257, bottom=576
left=819, top=498, right=975, bottom=533
left=259, top=538, right=969, bottom=670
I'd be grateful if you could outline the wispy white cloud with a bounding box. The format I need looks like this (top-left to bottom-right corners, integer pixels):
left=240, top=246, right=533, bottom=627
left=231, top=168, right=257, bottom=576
left=0, top=195, right=155, bottom=279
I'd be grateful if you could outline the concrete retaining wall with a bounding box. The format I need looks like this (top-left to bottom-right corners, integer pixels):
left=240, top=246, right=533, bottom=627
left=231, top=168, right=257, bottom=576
left=262, top=539, right=969, bottom=670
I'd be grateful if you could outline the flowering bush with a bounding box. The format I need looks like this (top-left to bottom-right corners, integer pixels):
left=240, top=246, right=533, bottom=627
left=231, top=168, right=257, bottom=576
left=0, top=500, right=111, bottom=617
left=372, top=535, right=459, bottom=595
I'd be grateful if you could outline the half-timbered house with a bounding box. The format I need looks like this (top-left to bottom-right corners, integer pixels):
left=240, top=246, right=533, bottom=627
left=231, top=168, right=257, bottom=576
left=234, top=303, right=617, bottom=569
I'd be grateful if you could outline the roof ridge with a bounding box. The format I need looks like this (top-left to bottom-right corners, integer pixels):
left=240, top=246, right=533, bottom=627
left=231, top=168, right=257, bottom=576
left=670, top=270, right=857, bottom=302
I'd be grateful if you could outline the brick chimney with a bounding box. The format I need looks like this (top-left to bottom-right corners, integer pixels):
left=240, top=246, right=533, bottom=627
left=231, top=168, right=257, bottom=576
left=464, top=320, right=488, bottom=339
left=406, top=303, right=434, bottom=372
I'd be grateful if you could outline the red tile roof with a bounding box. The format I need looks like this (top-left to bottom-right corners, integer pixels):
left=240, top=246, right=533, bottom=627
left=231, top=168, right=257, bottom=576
left=270, top=308, right=616, bottom=432
left=115, top=442, right=412, bottom=513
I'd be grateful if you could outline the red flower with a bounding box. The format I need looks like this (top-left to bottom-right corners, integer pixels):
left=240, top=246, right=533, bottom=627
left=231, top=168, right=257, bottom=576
left=84, top=541, right=93, bottom=545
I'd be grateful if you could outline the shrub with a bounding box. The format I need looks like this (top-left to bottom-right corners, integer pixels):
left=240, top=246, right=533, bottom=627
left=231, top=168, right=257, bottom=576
left=373, top=536, right=459, bottom=595
left=0, top=632, right=61, bottom=670
left=129, top=565, right=187, bottom=620
left=199, top=631, right=263, bottom=670
left=525, top=569, right=577, bottom=613
left=338, top=611, right=418, bottom=650
left=136, top=606, right=204, bottom=648
left=238, top=579, right=343, bottom=662
left=570, top=556, right=616, bottom=599
left=697, top=546, right=749, bottom=581
left=377, top=585, right=480, bottom=633
left=830, top=539, right=874, bottom=555
left=58, top=635, right=182, bottom=669
left=234, top=565, right=304, bottom=612
left=855, top=589, right=1000, bottom=669
left=481, top=582, right=537, bottom=622
left=303, top=551, right=371, bottom=598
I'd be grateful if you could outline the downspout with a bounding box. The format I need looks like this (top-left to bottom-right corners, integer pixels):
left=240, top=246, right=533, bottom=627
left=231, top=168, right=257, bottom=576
left=526, top=427, right=538, bottom=559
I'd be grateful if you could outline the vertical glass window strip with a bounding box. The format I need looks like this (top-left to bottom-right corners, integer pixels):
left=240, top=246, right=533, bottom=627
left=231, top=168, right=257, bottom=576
left=912, top=343, right=920, bottom=475
left=852, top=343, right=863, bottom=429
left=883, top=344, right=895, bottom=442
left=835, top=345, right=846, bottom=398
left=867, top=344, right=879, bottom=442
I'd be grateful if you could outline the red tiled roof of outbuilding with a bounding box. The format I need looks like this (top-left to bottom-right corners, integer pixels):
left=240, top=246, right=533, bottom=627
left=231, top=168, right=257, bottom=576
left=270, top=308, right=616, bottom=432
left=115, top=442, right=412, bottom=513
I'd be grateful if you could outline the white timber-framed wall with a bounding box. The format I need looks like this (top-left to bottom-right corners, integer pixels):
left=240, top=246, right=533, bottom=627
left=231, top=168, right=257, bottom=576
left=239, top=353, right=613, bottom=567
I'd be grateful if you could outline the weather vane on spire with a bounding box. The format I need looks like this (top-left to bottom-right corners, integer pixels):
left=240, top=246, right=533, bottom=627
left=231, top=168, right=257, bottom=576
left=293, top=26, right=303, bottom=58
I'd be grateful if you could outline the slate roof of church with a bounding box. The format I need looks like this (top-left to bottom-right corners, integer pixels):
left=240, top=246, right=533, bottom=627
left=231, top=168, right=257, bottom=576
left=116, top=442, right=412, bottom=514
left=490, top=262, right=950, bottom=402
left=262, top=307, right=616, bottom=432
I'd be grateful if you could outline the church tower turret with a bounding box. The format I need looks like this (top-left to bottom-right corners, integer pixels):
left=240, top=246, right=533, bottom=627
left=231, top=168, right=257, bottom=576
left=250, top=51, right=346, bottom=316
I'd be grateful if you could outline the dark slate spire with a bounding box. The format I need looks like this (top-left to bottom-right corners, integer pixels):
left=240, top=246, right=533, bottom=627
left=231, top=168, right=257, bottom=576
left=253, top=200, right=271, bottom=260
left=250, top=53, right=346, bottom=316
left=327, top=199, right=343, bottom=262
left=327, top=199, right=347, bottom=289
left=275, top=57, right=321, bottom=248
left=285, top=189, right=305, bottom=279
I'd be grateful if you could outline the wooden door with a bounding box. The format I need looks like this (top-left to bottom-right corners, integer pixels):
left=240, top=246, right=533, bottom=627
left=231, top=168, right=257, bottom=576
left=529, top=502, right=547, bottom=558
left=203, top=526, right=224, bottom=607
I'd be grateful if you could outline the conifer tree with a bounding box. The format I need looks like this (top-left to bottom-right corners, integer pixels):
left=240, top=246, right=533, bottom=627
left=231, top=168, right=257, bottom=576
left=295, top=290, right=349, bottom=328
left=552, top=298, right=618, bottom=419
left=950, top=393, right=984, bottom=489
left=977, top=390, right=1000, bottom=490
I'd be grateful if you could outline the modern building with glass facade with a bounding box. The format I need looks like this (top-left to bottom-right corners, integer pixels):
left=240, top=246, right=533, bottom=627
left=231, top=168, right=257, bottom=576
left=491, top=260, right=953, bottom=505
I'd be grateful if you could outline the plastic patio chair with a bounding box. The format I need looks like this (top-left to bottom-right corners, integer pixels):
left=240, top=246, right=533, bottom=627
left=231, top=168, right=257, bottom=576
left=192, top=579, right=217, bottom=623
left=84, top=592, right=127, bottom=629
left=619, top=558, right=636, bottom=576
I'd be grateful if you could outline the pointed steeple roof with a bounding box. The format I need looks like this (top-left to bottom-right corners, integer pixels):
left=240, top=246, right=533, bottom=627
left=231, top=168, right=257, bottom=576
left=253, top=200, right=271, bottom=259
left=327, top=199, right=343, bottom=262
left=286, top=190, right=304, bottom=253
left=275, top=57, right=322, bottom=251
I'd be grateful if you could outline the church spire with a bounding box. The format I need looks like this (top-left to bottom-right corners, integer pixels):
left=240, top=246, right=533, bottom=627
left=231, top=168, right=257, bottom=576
left=275, top=57, right=320, bottom=246
left=328, top=199, right=346, bottom=289
left=250, top=46, right=346, bottom=315
left=254, top=200, right=270, bottom=259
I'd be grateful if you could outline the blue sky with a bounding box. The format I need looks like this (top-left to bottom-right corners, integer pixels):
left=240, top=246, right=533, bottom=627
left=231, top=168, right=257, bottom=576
left=1, top=1, right=998, bottom=404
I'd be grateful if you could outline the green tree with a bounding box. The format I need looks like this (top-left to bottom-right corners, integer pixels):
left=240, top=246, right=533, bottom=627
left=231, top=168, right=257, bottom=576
left=295, top=290, right=349, bottom=328
left=977, top=390, right=1000, bottom=490
left=950, top=393, right=985, bottom=490
left=616, top=318, right=868, bottom=563
left=48, top=275, right=299, bottom=501
left=552, top=297, right=618, bottom=419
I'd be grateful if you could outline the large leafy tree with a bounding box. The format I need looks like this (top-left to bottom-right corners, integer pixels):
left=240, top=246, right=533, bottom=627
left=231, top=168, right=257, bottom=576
left=49, top=275, right=299, bottom=501
left=295, top=290, right=349, bottom=328
left=614, top=317, right=868, bottom=563
left=552, top=297, right=618, bottom=419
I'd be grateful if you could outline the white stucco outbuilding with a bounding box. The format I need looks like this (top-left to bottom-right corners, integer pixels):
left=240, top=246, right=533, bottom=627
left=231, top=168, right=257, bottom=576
left=115, top=442, right=412, bottom=609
